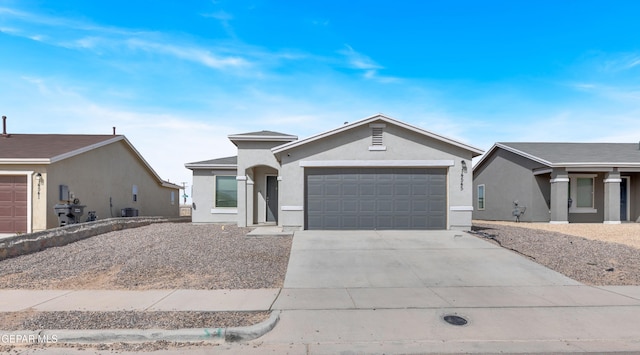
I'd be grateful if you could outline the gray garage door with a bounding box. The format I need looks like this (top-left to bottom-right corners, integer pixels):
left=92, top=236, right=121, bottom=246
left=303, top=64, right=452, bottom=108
left=305, top=168, right=446, bottom=230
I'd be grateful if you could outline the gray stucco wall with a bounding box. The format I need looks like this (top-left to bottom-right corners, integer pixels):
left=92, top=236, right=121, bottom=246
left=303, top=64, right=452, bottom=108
left=235, top=141, right=284, bottom=227
left=190, top=168, right=237, bottom=223
left=277, top=121, right=476, bottom=230
left=473, top=147, right=640, bottom=223
left=628, top=173, right=640, bottom=221
left=472, top=148, right=549, bottom=222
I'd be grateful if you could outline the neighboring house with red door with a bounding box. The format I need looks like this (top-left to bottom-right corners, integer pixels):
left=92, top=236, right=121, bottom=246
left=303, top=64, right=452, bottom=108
left=186, top=114, right=483, bottom=231
left=0, top=118, right=180, bottom=234
left=472, top=142, right=640, bottom=224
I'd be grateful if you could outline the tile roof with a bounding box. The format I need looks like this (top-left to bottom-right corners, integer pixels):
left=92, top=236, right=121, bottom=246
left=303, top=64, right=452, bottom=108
left=0, top=134, right=121, bottom=160
left=499, top=142, right=640, bottom=164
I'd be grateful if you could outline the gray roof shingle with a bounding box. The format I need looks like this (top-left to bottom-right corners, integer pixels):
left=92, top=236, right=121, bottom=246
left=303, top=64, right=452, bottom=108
left=500, top=142, right=640, bottom=164
left=186, top=156, right=237, bottom=166
left=230, top=130, right=293, bottom=137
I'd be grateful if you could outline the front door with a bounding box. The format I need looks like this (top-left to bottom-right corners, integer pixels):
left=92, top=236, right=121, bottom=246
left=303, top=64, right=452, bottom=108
left=620, top=178, right=628, bottom=221
left=266, top=176, right=278, bottom=222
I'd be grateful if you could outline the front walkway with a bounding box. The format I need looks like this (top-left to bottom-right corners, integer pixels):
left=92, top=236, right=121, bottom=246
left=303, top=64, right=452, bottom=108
left=0, top=289, right=278, bottom=312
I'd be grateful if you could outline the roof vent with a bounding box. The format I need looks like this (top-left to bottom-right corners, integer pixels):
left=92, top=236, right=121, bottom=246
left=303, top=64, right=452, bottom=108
left=2, top=116, right=10, bottom=138
left=368, top=123, right=387, bottom=151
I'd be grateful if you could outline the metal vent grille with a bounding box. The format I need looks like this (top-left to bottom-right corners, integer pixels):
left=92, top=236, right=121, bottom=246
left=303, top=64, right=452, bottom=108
left=372, top=127, right=383, bottom=145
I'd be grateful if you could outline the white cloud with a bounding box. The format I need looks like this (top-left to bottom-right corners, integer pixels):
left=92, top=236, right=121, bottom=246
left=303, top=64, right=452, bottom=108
left=601, top=53, right=640, bottom=72
left=201, top=10, right=236, bottom=38
left=125, top=38, right=250, bottom=69
left=0, top=6, right=251, bottom=71
left=339, top=44, right=400, bottom=83
left=340, top=44, right=381, bottom=70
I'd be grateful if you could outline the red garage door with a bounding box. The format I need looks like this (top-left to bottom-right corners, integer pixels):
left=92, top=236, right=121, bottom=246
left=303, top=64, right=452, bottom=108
left=0, top=176, right=28, bottom=233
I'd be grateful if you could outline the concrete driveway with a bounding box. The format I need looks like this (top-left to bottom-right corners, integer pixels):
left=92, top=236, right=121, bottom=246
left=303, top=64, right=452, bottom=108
left=260, top=230, right=640, bottom=354
left=280, top=230, right=577, bottom=289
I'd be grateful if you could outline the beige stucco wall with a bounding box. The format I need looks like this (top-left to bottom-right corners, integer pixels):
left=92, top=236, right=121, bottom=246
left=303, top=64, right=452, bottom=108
left=1, top=140, right=178, bottom=233
left=45, top=140, right=179, bottom=229
left=277, top=121, right=476, bottom=230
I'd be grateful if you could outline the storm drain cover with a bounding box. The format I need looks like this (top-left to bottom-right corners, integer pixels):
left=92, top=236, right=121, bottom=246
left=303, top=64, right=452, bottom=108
left=443, top=315, right=468, bottom=326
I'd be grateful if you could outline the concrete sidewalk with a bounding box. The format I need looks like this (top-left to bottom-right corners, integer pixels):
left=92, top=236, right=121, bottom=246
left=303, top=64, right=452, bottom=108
left=0, top=289, right=279, bottom=312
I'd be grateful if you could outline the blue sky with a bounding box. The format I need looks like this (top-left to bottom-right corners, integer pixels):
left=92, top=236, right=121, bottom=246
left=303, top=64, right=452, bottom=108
left=2, top=1, right=640, bottom=195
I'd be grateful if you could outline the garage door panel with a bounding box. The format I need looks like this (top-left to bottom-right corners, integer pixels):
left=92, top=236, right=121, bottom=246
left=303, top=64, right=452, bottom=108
left=0, top=206, right=12, bottom=215
left=325, top=184, right=341, bottom=196
left=0, top=175, right=28, bottom=233
left=359, top=200, right=376, bottom=212
left=393, top=215, right=410, bottom=229
left=377, top=202, right=393, bottom=213
left=357, top=215, right=374, bottom=228
left=14, top=206, right=27, bottom=218
left=0, top=191, right=12, bottom=202
left=394, top=200, right=410, bottom=212
left=394, top=185, right=411, bottom=196
left=307, top=199, right=322, bottom=211
left=376, top=215, right=393, bottom=229
left=359, top=185, right=375, bottom=196
left=325, top=200, right=340, bottom=211
left=306, top=168, right=447, bottom=230
left=343, top=183, right=359, bottom=196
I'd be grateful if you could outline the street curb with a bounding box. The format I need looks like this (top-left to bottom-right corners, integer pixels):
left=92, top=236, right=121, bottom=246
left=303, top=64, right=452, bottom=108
left=225, top=310, right=280, bottom=342
left=1, top=310, right=280, bottom=344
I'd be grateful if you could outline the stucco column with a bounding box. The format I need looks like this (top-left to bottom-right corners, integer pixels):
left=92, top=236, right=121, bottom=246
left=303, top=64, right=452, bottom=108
left=236, top=176, right=247, bottom=227
left=246, top=177, right=254, bottom=226
left=603, top=171, right=621, bottom=224
left=549, top=169, right=569, bottom=224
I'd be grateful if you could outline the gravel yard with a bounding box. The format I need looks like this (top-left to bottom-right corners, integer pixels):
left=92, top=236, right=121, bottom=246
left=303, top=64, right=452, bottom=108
left=0, top=310, right=269, bottom=330
left=0, top=223, right=292, bottom=290
left=472, top=221, right=640, bottom=286
left=0, top=223, right=289, bottom=334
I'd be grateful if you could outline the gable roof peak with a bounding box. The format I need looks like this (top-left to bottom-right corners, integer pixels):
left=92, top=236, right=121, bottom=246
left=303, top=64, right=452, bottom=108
left=272, top=113, right=484, bottom=156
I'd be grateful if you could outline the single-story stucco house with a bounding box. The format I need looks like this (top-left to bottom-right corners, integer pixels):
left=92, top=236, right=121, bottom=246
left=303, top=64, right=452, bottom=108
left=185, top=114, right=484, bottom=231
left=472, top=142, right=640, bottom=224
left=0, top=117, right=181, bottom=234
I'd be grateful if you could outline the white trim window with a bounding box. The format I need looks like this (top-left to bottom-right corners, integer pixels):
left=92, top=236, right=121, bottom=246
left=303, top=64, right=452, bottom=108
left=569, top=174, right=596, bottom=213
left=477, top=184, right=485, bottom=210
left=215, top=176, right=237, bottom=208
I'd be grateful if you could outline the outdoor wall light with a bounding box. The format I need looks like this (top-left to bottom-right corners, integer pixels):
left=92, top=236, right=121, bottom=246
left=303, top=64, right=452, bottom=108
left=35, top=172, right=43, bottom=199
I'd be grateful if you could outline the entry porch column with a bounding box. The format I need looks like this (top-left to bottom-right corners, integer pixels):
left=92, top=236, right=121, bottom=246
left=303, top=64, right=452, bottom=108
left=549, top=169, right=569, bottom=224
left=236, top=175, right=247, bottom=227
left=603, top=171, right=621, bottom=224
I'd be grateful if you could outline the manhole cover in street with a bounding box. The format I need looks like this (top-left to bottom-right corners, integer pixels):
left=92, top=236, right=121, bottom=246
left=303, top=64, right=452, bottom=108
left=443, top=315, right=468, bottom=326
